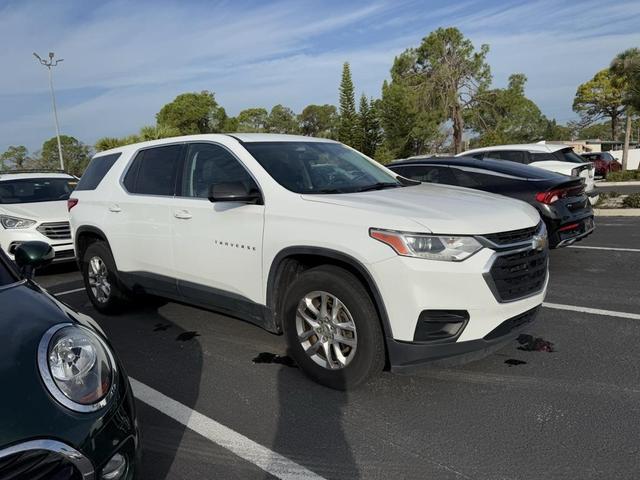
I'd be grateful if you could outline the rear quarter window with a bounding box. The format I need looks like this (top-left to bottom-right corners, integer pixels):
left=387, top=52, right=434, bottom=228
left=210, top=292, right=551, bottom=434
left=75, top=153, right=121, bottom=191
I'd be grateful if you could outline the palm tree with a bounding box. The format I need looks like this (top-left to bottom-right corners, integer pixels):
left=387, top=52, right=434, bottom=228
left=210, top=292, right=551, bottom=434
left=611, top=48, right=640, bottom=170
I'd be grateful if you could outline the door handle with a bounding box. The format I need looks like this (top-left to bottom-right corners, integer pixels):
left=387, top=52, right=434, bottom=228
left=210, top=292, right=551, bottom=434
left=174, top=210, right=192, bottom=220
left=108, top=204, right=122, bottom=213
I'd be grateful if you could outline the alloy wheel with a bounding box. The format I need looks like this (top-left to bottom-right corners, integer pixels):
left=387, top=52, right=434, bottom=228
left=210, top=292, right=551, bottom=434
left=296, top=290, right=358, bottom=370
left=88, top=256, right=111, bottom=304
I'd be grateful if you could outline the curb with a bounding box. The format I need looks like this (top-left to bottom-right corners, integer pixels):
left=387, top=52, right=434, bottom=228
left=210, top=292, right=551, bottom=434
left=594, top=208, right=640, bottom=217
left=597, top=181, right=640, bottom=187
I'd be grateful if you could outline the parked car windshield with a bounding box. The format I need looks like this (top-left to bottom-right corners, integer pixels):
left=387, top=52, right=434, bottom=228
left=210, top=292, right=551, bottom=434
left=0, top=251, right=17, bottom=286
left=0, top=177, right=76, bottom=204
left=243, top=142, right=402, bottom=194
left=555, top=148, right=587, bottom=164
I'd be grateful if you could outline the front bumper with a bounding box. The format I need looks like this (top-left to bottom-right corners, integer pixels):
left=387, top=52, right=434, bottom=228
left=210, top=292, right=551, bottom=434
left=0, top=229, right=75, bottom=262
left=388, top=306, right=540, bottom=372
left=371, top=244, right=548, bottom=370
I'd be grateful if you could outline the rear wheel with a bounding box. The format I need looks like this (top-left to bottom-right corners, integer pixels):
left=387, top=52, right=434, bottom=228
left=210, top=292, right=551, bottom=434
left=282, top=265, right=384, bottom=390
left=82, top=241, right=133, bottom=314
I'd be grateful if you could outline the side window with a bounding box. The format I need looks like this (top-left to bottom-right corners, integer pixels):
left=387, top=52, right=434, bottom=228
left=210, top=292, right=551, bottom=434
left=123, top=145, right=182, bottom=196
left=394, top=165, right=456, bottom=184
left=529, top=151, right=557, bottom=162
left=450, top=168, right=483, bottom=189
left=76, top=153, right=121, bottom=191
left=181, top=143, right=257, bottom=198
left=470, top=153, right=484, bottom=160
left=496, top=151, right=526, bottom=164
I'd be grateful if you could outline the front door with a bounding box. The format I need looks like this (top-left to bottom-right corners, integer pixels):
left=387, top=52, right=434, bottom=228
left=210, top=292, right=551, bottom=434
left=171, top=142, right=265, bottom=311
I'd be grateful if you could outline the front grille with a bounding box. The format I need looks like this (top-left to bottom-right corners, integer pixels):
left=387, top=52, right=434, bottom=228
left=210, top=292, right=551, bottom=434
left=486, top=248, right=548, bottom=302
left=484, top=306, right=540, bottom=341
left=483, top=223, right=539, bottom=246
left=0, top=449, right=81, bottom=480
left=37, top=222, right=71, bottom=240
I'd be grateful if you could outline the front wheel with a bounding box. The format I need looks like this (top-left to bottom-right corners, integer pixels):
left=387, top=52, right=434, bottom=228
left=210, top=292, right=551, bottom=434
left=282, top=265, right=385, bottom=390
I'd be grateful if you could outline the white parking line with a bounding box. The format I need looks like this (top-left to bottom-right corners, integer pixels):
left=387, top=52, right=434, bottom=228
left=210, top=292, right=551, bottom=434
left=568, top=245, right=640, bottom=253
left=130, top=378, right=326, bottom=480
left=543, top=302, right=640, bottom=320
left=53, top=287, right=86, bottom=296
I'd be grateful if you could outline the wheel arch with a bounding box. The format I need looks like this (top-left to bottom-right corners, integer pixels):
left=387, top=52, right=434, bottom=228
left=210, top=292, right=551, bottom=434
left=266, top=246, right=394, bottom=344
left=74, top=226, right=111, bottom=265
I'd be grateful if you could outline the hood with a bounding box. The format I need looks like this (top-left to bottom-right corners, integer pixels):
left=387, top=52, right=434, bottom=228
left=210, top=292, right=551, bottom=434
left=0, top=282, right=104, bottom=447
left=302, top=184, right=540, bottom=235
left=0, top=200, right=69, bottom=223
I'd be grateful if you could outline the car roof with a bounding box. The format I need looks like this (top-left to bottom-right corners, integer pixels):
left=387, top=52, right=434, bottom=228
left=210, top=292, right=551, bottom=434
left=95, top=133, right=339, bottom=156
left=389, top=155, right=562, bottom=180
left=0, top=171, right=75, bottom=181
left=460, top=142, right=570, bottom=155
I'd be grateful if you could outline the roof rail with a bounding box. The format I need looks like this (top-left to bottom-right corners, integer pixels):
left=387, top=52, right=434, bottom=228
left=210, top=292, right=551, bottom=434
left=0, top=169, right=68, bottom=174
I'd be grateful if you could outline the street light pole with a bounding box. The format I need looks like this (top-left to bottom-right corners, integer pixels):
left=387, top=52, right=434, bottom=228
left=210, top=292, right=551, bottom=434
left=34, top=52, right=65, bottom=171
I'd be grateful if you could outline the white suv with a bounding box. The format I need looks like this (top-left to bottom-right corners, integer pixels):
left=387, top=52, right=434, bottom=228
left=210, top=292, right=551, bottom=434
left=459, top=143, right=598, bottom=204
left=0, top=171, right=77, bottom=262
left=70, top=134, right=548, bottom=389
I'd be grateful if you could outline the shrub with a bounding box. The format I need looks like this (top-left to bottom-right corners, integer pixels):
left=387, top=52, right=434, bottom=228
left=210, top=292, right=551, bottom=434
left=622, top=193, right=640, bottom=208
left=607, top=170, right=640, bottom=182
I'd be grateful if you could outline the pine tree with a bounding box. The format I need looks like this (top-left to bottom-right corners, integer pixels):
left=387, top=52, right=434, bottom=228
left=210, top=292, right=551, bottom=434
left=338, top=62, right=357, bottom=145
left=356, top=94, right=382, bottom=156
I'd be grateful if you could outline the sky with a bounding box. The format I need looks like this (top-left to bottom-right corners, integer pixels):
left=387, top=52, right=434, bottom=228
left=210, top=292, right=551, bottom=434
left=1, top=0, right=639, bottom=153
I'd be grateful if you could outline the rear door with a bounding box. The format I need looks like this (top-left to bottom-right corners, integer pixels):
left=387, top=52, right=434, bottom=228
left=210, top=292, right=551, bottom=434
left=171, top=142, right=265, bottom=308
left=106, top=143, right=184, bottom=296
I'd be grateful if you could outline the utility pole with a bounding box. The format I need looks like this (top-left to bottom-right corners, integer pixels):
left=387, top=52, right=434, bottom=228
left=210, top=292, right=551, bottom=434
left=34, top=52, right=64, bottom=171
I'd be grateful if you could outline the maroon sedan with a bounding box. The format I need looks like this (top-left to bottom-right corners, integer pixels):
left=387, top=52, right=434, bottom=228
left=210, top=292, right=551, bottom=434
left=582, top=152, right=622, bottom=178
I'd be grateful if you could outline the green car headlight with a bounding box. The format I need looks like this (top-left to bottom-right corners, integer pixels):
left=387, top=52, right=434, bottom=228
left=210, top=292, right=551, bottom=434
left=38, top=324, right=117, bottom=413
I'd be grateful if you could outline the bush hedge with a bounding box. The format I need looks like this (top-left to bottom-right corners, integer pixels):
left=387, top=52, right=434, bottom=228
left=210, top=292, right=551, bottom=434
left=606, top=170, right=640, bottom=182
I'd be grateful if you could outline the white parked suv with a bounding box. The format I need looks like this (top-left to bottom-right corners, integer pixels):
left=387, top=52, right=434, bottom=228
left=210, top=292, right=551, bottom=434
left=70, top=134, right=549, bottom=389
left=459, top=143, right=598, bottom=204
left=0, top=170, right=77, bottom=262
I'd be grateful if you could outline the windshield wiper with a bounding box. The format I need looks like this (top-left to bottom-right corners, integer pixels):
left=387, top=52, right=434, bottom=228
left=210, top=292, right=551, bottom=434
left=353, top=182, right=402, bottom=193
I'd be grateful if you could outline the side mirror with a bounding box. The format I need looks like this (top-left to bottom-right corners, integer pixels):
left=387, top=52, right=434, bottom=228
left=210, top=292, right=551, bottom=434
left=208, top=182, right=262, bottom=204
left=14, top=241, right=54, bottom=279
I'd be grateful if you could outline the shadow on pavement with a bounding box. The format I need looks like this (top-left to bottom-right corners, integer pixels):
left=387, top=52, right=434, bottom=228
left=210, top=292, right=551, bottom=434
left=75, top=299, right=204, bottom=480
left=268, top=365, right=359, bottom=479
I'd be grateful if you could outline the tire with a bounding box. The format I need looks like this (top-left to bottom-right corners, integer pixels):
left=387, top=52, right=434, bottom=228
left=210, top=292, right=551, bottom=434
left=82, top=241, right=133, bottom=314
left=282, top=265, right=385, bottom=390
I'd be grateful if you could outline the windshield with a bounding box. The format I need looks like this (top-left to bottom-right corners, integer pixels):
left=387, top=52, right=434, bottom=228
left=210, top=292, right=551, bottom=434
left=243, top=142, right=401, bottom=194
left=0, top=250, right=17, bottom=286
left=0, top=178, right=76, bottom=204
left=555, top=148, right=587, bottom=164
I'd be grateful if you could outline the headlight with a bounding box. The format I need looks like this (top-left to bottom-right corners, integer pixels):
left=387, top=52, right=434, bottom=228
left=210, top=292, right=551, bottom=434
left=370, top=228, right=483, bottom=261
left=38, top=324, right=117, bottom=413
left=0, top=214, right=36, bottom=229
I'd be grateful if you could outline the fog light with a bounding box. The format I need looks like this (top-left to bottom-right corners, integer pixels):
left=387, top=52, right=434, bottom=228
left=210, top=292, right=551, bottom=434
left=101, top=453, right=127, bottom=480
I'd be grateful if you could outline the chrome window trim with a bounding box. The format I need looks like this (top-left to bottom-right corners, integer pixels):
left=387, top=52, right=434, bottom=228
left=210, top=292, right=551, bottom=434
left=37, top=323, right=118, bottom=414
left=0, top=439, right=94, bottom=479
left=0, top=279, right=27, bottom=292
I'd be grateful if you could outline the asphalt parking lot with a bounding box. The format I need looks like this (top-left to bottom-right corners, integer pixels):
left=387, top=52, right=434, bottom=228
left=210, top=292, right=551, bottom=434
left=38, top=217, right=640, bottom=480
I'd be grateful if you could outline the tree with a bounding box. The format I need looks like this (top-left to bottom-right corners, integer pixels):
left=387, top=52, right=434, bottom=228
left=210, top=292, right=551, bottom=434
left=391, top=27, right=491, bottom=153
left=573, top=69, right=625, bottom=141
left=138, top=124, right=181, bottom=141
left=266, top=105, right=299, bottom=133
left=40, top=135, right=91, bottom=176
left=338, top=62, right=358, bottom=145
left=1, top=145, right=30, bottom=170
left=236, top=108, right=268, bottom=132
left=611, top=47, right=640, bottom=170
left=156, top=91, right=224, bottom=134
left=379, top=78, right=444, bottom=158
left=299, top=104, right=339, bottom=138
left=354, top=95, right=382, bottom=156
left=467, top=74, right=549, bottom=146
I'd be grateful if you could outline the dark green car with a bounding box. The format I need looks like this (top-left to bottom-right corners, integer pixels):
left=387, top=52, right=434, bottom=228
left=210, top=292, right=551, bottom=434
left=0, top=242, right=139, bottom=479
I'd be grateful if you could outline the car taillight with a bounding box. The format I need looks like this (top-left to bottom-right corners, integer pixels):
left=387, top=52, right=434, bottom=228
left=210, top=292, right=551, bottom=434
left=535, top=185, right=584, bottom=204
left=67, top=198, right=78, bottom=211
